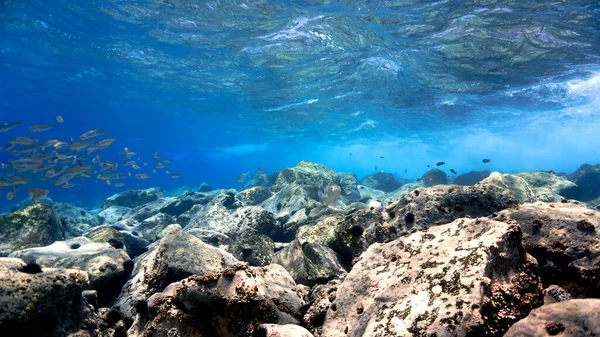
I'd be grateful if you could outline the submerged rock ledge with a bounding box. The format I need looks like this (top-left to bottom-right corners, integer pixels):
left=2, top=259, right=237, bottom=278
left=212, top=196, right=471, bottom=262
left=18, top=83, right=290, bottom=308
left=1, top=160, right=599, bottom=337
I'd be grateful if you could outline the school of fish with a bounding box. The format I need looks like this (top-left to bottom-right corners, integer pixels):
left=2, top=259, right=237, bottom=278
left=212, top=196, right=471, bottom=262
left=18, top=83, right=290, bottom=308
left=0, top=117, right=180, bottom=202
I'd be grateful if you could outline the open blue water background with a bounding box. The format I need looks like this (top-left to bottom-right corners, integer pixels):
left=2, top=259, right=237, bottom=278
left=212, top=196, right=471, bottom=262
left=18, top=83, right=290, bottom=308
left=0, top=1, right=599, bottom=208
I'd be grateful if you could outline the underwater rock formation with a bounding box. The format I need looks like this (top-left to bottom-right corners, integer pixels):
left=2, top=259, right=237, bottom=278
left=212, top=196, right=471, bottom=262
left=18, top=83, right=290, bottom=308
left=452, top=170, right=491, bottom=186
left=421, top=168, right=448, bottom=187
left=198, top=182, right=212, bottom=192
left=158, top=192, right=212, bottom=217
left=495, top=202, right=600, bottom=297
left=5, top=161, right=600, bottom=337
left=516, top=171, right=580, bottom=200
left=0, top=257, right=92, bottom=336
left=0, top=204, right=64, bottom=256
left=273, top=239, right=346, bottom=286
left=185, top=192, right=282, bottom=241
left=566, top=164, right=600, bottom=202
left=116, top=229, right=239, bottom=320
left=235, top=186, right=273, bottom=206
left=331, top=184, right=519, bottom=262
left=101, top=187, right=163, bottom=209
left=360, top=172, right=403, bottom=192
left=317, top=218, right=542, bottom=337
left=97, top=205, right=132, bottom=224
left=9, top=237, right=132, bottom=305
left=230, top=234, right=275, bottom=266
left=127, top=264, right=306, bottom=337
left=52, top=202, right=99, bottom=238
left=338, top=172, right=361, bottom=203
left=504, top=299, right=600, bottom=337
left=257, top=324, right=315, bottom=337
left=272, top=160, right=339, bottom=200
left=85, top=226, right=149, bottom=258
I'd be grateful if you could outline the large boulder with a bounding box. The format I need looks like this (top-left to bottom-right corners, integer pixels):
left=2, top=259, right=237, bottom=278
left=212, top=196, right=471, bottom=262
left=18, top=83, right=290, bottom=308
left=495, top=202, right=600, bottom=297
left=421, top=168, right=448, bottom=187
left=261, top=184, right=316, bottom=221
left=52, top=202, right=99, bottom=238
left=566, top=164, right=600, bottom=202
left=101, top=187, right=163, bottom=209
left=0, top=204, right=64, bottom=256
left=97, top=205, right=132, bottom=224
left=318, top=218, right=542, bottom=337
left=0, top=257, right=92, bottom=336
left=479, top=172, right=537, bottom=203
left=272, top=160, right=339, bottom=200
left=128, top=264, right=306, bottom=337
left=116, top=229, right=239, bottom=320
left=332, top=184, right=519, bottom=262
left=185, top=194, right=282, bottom=240
left=9, top=237, right=132, bottom=305
left=159, top=192, right=212, bottom=217
left=230, top=234, right=275, bottom=266
left=516, top=171, right=580, bottom=201
left=297, top=216, right=342, bottom=248
left=136, top=212, right=176, bottom=241
left=504, top=299, right=600, bottom=337
left=235, top=186, right=273, bottom=206
left=273, top=239, right=346, bottom=286
left=361, top=172, right=402, bottom=192
left=452, top=170, right=491, bottom=186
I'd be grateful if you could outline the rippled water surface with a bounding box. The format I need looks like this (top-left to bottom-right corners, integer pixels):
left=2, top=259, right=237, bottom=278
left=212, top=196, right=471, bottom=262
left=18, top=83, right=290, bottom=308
left=0, top=0, right=599, bottom=205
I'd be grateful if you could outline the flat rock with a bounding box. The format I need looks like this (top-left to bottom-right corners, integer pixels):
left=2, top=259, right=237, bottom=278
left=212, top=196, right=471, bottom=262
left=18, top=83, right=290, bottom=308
left=0, top=204, right=64, bottom=256
left=128, top=264, right=306, bottom=337
left=504, top=299, right=600, bottom=337
left=9, top=237, right=132, bottom=305
left=85, top=226, right=149, bottom=259
left=318, top=218, right=542, bottom=337
left=495, top=202, right=600, bottom=297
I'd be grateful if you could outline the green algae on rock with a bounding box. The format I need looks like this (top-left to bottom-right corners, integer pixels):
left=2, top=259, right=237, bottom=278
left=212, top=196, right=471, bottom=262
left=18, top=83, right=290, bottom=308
left=0, top=204, right=64, bottom=256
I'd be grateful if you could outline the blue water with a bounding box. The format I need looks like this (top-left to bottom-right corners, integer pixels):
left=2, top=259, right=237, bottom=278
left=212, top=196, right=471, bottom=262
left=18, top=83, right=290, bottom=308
left=1, top=1, right=599, bottom=208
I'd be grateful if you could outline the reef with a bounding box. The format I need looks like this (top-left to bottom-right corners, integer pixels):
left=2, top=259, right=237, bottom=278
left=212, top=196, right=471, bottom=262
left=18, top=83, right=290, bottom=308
left=1, top=160, right=600, bottom=337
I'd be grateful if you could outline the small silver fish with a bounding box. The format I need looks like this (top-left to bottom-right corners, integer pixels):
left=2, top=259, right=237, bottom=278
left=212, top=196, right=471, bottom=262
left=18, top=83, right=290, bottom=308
left=56, top=115, right=64, bottom=123
left=80, top=129, right=106, bottom=140
left=28, top=187, right=49, bottom=202
left=237, top=172, right=249, bottom=183
left=0, top=121, right=22, bottom=133
left=28, top=124, right=55, bottom=132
